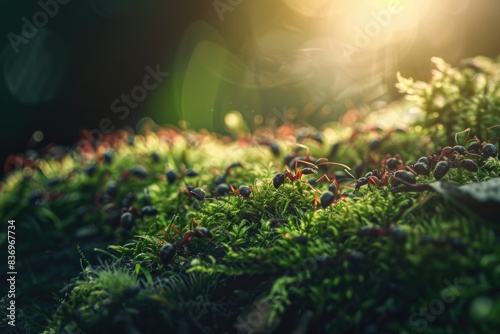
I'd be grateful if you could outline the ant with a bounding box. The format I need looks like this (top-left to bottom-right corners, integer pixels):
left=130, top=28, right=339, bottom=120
left=213, top=162, right=243, bottom=185
left=165, top=163, right=200, bottom=185
left=310, top=173, right=343, bottom=209
left=354, top=169, right=416, bottom=191
left=159, top=219, right=213, bottom=266
left=274, top=150, right=351, bottom=190
left=229, top=184, right=252, bottom=199
left=463, top=125, right=499, bottom=158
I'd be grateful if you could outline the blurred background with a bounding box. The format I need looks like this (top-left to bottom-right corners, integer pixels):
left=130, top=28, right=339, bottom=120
left=1, top=0, right=500, bottom=173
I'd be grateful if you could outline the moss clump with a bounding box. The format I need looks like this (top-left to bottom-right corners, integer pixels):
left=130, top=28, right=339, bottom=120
left=1, top=56, right=500, bottom=333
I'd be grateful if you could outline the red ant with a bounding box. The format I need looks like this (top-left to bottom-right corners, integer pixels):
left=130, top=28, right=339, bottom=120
left=179, top=182, right=207, bottom=201
left=229, top=184, right=253, bottom=199
left=159, top=218, right=213, bottom=266
left=312, top=173, right=350, bottom=209
left=275, top=146, right=351, bottom=190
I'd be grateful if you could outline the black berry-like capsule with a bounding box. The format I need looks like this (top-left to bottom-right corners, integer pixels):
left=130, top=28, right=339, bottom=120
left=238, top=185, right=252, bottom=198
left=386, top=158, right=400, bottom=171
left=120, top=212, right=134, bottom=230
left=273, top=173, right=285, bottom=189
left=84, top=163, right=98, bottom=177
left=433, top=161, right=450, bottom=180
left=269, top=142, right=280, bottom=157
left=194, top=227, right=213, bottom=239
left=190, top=188, right=206, bottom=201
left=461, top=159, right=478, bottom=172
left=141, top=206, right=158, bottom=217
left=214, top=183, right=229, bottom=197
left=391, top=228, right=407, bottom=245
left=348, top=251, right=365, bottom=262
left=391, top=170, right=416, bottom=187
left=453, top=145, right=467, bottom=155
left=482, top=143, right=498, bottom=158
left=413, top=162, right=430, bottom=176
left=320, top=191, right=335, bottom=209
left=159, top=243, right=176, bottom=266
left=185, top=169, right=199, bottom=177
left=130, top=166, right=148, bottom=179
left=103, top=150, right=114, bottom=164
left=166, top=170, right=178, bottom=184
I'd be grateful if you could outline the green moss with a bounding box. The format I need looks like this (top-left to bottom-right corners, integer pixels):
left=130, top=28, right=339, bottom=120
left=1, top=56, right=500, bottom=333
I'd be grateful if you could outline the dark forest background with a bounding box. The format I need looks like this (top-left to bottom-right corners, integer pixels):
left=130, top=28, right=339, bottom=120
left=1, top=0, right=500, bottom=173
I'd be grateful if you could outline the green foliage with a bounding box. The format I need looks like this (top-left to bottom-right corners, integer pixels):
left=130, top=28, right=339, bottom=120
left=397, top=56, right=500, bottom=144
left=1, top=57, right=500, bottom=333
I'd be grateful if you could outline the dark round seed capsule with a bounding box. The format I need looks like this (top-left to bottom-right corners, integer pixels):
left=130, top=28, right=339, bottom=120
left=159, top=243, right=176, bottom=266
left=238, top=185, right=252, bottom=198
left=320, top=191, right=335, bottom=209
left=190, top=188, right=206, bottom=201
left=214, top=174, right=227, bottom=185
left=391, top=228, right=407, bottom=245
left=105, top=180, right=120, bottom=197
left=391, top=170, right=416, bottom=187
left=453, top=145, right=467, bottom=155
left=47, top=177, right=62, bottom=188
left=28, top=190, right=44, bottom=205
left=433, top=161, right=450, bottom=180
left=130, top=166, right=148, bottom=179
left=165, top=170, right=178, bottom=184
left=417, top=156, right=429, bottom=165
left=122, top=192, right=137, bottom=207
left=348, top=251, right=365, bottom=262
left=301, top=168, right=318, bottom=175
left=273, top=173, right=285, bottom=189
left=151, top=152, right=160, bottom=163
left=369, top=139, right=382, bottom=151
left=461, top=159, right=478, bottom=172
left=194, top=227, right=213, bottom=239
left=84, top=163, right=98, bottom=177
left=184, top=169, right=199, bottom=177
left=269, top=142, right=280, bottom=157
left=386, top=158, right=401, bottom=171
left=413, top=162, right=430, bottom=176
left=141, top=206, right=158, bottom=216
left=103, top=151, right=114, bottom=164
left=120, top=212, right=134, bottom=230
left=214, top=183, right=229, bottom=197
left=482, top=143, right=498, bottom=158
left=123, top=285, right=140, bottom=298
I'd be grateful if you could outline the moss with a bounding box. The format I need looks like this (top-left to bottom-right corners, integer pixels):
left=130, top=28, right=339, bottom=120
left=1, top=56, right=500, bottom=333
